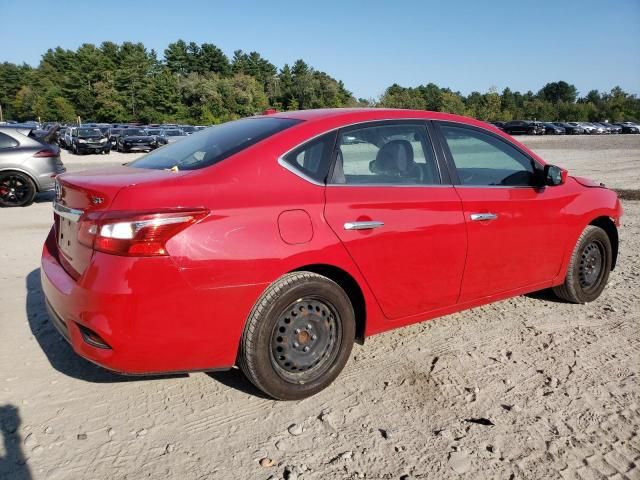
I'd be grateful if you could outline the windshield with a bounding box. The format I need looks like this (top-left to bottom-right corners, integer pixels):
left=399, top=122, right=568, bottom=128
left=182, top=126, right=196, bottom=132
left=78, top=128, right=102, bottom=137
left=146, top=129, right=160, bottom=135
left=123, top=128, right=147, bottom=136
left=164, top=130, right=183, bottom=137
left=130, top=117, right=301, bottom=171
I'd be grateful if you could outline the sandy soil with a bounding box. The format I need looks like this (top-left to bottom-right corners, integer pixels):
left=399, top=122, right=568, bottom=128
left=0, top=137, right=639, bottom=480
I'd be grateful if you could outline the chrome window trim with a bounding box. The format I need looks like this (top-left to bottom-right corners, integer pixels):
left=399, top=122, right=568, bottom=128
left=277, top=118, right=451, bottom=188
left=277, top=157, right=325, bottom=186
left=53, top=202, right=83, bottom=222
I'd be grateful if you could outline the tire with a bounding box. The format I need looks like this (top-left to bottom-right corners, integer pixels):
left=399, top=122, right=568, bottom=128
left=0, top=171, right=37, bottom=207
left=553, top=226, right=612, bottom=303
left=239, top=272, right=356, bottom=400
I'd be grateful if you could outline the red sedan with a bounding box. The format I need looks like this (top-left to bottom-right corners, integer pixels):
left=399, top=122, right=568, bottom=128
left=42, top=109, right=622, bottom=399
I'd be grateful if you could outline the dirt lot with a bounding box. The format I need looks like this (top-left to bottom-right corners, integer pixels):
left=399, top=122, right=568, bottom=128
left=0, top=135, right=639, bottom=480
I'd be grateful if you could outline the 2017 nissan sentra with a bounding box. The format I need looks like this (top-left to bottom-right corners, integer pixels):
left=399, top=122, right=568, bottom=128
left=41, top=109, right=622, bottom=399
left=0, top=126, right=65, bottom=207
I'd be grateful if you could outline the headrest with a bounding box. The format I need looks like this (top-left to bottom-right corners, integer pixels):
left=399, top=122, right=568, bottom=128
left=370, top=140, right=415, bottom=176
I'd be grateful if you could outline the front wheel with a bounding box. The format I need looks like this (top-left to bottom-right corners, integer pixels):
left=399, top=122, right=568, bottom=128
left=553, top=226, right=612, bottom=303
left=239, top=272, right=355, bottom=400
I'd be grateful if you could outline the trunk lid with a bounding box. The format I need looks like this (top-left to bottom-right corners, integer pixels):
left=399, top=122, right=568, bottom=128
left=54, top=166, right=191, bottom=278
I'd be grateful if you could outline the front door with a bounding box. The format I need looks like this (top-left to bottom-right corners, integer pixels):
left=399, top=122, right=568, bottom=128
left=323, top=121, right=467, bottom=320
left=435, top=122, right=570, bottom=302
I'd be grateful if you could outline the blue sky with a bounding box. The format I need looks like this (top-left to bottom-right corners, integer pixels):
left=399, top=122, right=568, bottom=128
left=1, top=0, right=638, bottom=99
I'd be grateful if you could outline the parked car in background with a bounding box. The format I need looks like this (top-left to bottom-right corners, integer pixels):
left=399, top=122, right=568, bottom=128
left=490, top=121, right=506, bottom=131
left=579, top=122, right=602, bottom=134
left=542, top=122, right=565, bottom=135
left=157, top=128, right=187, bottom=145
left=145, top=128, right=162, bottom=141
left=593, top=122, right=618, bottom=134
left=615, top=122, right=640, bottom=134
left=180, top=125, right=197, bottom=135
left=0, top=126, right=65, bottom=207
left=70, top=127, right=111, bottom=155
left=553, top=122, right=584, bottom=135
left=42, top=108, right=622, bottom=399
left=116, top=128, right=156, bottom=152
left=503, top=120, right=545, bottom=135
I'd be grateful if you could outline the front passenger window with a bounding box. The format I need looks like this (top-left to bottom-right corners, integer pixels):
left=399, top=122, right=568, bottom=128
left=441, top=125, right=536, bottom=186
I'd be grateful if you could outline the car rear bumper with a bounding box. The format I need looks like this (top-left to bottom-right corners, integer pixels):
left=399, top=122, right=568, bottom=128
left=40, top=227, right=266, bottom=374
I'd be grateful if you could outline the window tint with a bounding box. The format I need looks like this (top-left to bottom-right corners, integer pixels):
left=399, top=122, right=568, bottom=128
left=0, top=132, right=19, bottom=149
left=131, top=117, right=301, bottom=171
left=331, top=123, right=439, bottom=185
left=282, top=132, right=336, bottom=183
left=441, top=125, right=536, bottom=186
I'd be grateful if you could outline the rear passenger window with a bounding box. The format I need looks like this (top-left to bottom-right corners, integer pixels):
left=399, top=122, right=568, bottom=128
left=0, top=132, right=19, bottom=149
left=282, top=132, right=337, bottom=183
left=330, top=123, right=440, bottom=185
left=440, top=125, right=536, bottom=187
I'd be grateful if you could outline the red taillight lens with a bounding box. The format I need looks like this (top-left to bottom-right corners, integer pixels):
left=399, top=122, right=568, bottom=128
left=34, top=149, right=57, bottom=158
left=78, top=210, right=208, bottom=256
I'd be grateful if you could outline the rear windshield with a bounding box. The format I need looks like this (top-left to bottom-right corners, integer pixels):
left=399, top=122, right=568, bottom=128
left=130, top=117, right=301, bottom=171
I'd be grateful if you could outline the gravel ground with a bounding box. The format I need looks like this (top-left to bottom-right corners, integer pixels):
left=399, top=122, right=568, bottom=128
left=0, top=136, right=638, bottom=480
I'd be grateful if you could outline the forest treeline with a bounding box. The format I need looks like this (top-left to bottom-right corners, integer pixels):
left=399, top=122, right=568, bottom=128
left=0, top=40, right=638, bottom=124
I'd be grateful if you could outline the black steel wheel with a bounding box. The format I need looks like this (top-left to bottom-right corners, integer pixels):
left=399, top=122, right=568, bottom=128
left=553, top=226, right=612, bottom=303
left=239, top=272, right=355, bottom=400
left=270, top=297, right=342, bottom=383
left=0, top=171, right=37, bottom=207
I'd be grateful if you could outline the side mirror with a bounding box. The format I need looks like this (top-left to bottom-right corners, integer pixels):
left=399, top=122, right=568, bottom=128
left=544, top=164, right=566, bottom=186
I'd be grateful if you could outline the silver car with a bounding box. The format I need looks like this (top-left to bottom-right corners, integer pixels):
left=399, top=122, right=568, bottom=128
left=0, top=127, right=66, bottom=207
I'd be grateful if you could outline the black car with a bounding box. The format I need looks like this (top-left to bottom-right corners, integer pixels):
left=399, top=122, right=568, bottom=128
left=614, top=122, right=640, bottom=134
left=116, top=128, right=157, bottom=152
left=503, top=120, right=545, bottom=135
left=553, top=122, right=584, bottom=135
left=71, top=127, right=111, bottom=154
left=542, top=122, right=565, bottom=135
left=490, top=121, right=506, bottom=131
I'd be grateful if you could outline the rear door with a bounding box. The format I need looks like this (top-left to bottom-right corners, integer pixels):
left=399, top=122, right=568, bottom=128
left=434, top=121, right=569, bottom=302
left=323, top=121, right=467, bottom=320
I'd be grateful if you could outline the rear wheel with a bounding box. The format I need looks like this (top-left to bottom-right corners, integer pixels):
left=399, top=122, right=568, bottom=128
left=239, top=272, right=355, bottom=400
left=0, top=171, right=37, bottom=207
left=553, top=226, right=612, bottom=303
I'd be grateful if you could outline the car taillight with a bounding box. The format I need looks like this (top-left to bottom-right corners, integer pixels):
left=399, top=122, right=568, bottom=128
left=78, top=210, right=208, bottom=256
left=34, top=149, right=57, bottom=158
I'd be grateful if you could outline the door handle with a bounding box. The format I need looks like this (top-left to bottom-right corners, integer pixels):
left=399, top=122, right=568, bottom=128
left=344, top=221, right=385, bottom=230
left=470, top=213, right=498, bottom=222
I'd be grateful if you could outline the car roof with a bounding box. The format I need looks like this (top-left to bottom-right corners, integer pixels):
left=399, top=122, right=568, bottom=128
left=269, top=108, right=508, bottom=131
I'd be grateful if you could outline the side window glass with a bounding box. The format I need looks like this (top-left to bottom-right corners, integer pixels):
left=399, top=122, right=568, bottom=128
left=282, top=132, right=336, bottom=183
left=331, top=124, right=440, bottom=185
left=441, top=125, right=536, bottom=186
left=0, top=132, right=19, bottom=149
